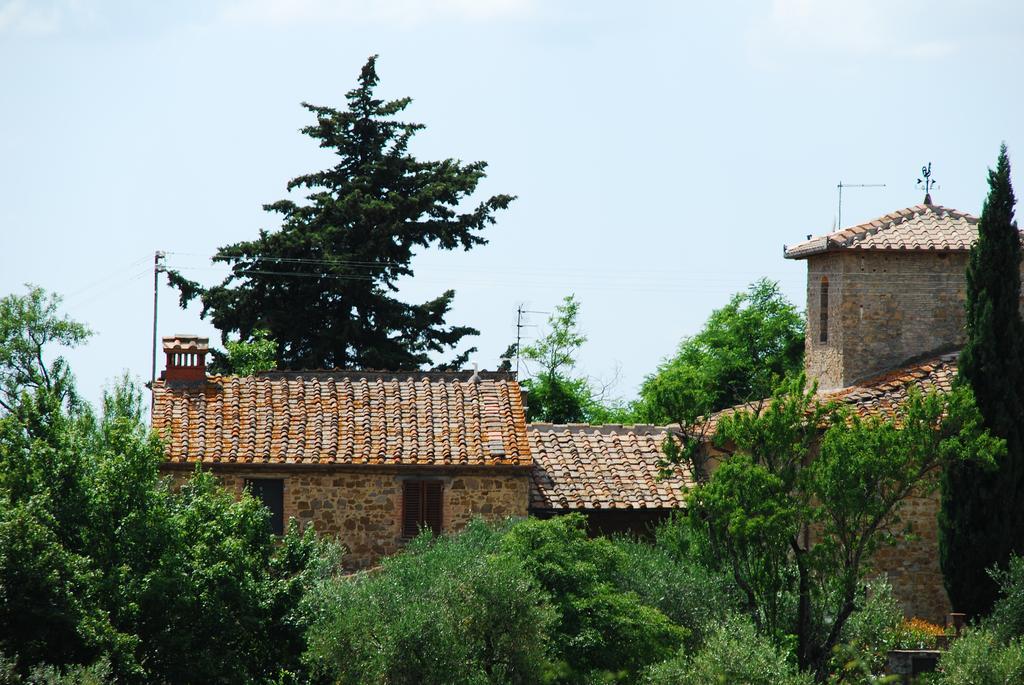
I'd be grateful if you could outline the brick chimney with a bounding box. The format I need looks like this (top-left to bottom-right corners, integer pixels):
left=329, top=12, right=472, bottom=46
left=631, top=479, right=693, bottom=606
left=162, top=335, right=209, bottom=383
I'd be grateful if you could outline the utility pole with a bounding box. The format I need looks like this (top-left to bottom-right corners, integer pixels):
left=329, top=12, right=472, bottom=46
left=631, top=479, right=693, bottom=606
left=151, top=251, right=165, bottom=403
left=837, top=182, right=886, bottom=229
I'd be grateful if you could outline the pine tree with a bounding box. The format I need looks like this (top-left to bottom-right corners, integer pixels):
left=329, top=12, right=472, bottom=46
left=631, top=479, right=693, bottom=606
left=941, top=143, right=1024, bottom=617
left=170, top=56, right=514, bottom=370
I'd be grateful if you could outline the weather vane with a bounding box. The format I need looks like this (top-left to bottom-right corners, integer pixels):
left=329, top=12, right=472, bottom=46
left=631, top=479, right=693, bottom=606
left=917, top=162, right=937, bottom=203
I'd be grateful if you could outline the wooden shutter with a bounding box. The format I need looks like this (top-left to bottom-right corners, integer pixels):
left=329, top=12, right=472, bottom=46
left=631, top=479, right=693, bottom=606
left=423, top=481, right=443, bottom=534
left=402, top=481, right=422, bottom=538
left=245, top=478, right=284, bottom=535
left=402, top=480, right=444, bottom=537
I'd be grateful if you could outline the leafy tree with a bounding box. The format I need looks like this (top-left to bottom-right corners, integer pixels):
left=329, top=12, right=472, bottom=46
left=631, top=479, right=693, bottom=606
left=305, top=519, right=554, bottom=685
left=0, top=287, right=340, bottom=682
left=989, top=554, right=1024, bottom=642
left=942, top=143, right=1024, bottom=617
left=210, top=328, right=278, bottom=375
left=636, top=278, right=804, bottom=426
left=521, top=295, right=628, bottom=424
left=169, top=55, right=513, bottom=371
left=499, top=515, right=687, bottom=683
left=643, top=615, right=812, bottom=685
left=684, top=375, right=1001, bottom=681
left=0, top=286, right=90, bottom=413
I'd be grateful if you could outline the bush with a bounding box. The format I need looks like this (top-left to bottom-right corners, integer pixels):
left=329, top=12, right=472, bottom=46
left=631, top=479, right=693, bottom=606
left=499, top=515, right=688, bottom=683
left=611, top=535, right=743, bottom=650
left=930, top=628, right=1024, bottom=684
left=643, top=615, right=812, bottom=685
left=989, top=554, right=1024, bottom=642
left=830, top=578, right=904, bottom=679
left=893, top=618, right=945, bottom=650
left=305, top=519, right=554, bottom=685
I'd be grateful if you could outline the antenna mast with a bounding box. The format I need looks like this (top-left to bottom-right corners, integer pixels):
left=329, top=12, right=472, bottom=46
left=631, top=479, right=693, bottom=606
left=151, top=251, right=165, bottom=406
left=837, top=182, right=886, bottom=229
left=514, top=304, right=548, bottom=379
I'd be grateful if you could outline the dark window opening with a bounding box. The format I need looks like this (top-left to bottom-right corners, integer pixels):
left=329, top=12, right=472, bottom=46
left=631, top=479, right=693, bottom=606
left=402, top=480, right=443, bottom=538
left=819, top=277, right=830, bottom=343
left=245, top=478, right=284, bottom=535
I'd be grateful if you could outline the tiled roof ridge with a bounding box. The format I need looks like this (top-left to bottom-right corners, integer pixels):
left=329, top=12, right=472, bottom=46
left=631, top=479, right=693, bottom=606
left=154, top=370, right=520, bottom=389
left=830, top=204, right=976, bottom=247
left=784, top=202, right=982, bottom=259
left=254, top=368, right=516, bottom=381
left=528, top=423, right=677, bottom=435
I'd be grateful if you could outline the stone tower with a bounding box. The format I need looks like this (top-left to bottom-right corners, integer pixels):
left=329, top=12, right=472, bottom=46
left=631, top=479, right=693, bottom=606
left=785, top=203, right=979, bottom=391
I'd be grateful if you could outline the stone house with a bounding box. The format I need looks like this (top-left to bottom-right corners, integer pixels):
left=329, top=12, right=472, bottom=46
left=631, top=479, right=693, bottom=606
left=153, top=340, right=532, bottom=568
left=152, top=198, right=998, bottom=619
left=776, top=199, right=1017, bottom=620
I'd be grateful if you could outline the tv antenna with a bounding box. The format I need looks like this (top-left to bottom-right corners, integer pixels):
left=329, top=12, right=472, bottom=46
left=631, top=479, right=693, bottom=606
left=837, top=182, right=886, bottom=229
left=515, top=304, right=548, bottom=378
left=917, top=163, right=938, bottom=203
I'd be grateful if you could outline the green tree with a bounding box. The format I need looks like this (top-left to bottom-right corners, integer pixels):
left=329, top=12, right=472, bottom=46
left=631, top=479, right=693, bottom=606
left=0, top=287, right=340, bottom=682
left=685, top=376, right=1001, bottom=681
left=942, top=143, right=1024, bottom=618
left=306, top=519, right=553, bottom=685
left=499, top=515, right=687, bottom=683
left=169, top=55, right=513, bottom=371
left=0, top=286, right=90, bottom=413
left=636, top=278, right=804, bottom=425
left=210, top=328, right=278, bottom=375
left=520, top=295, right=628, bottom=424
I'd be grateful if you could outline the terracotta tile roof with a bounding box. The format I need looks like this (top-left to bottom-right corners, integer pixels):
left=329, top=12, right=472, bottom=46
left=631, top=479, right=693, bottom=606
left=528, top=424, right=693, bottom=511
left=152, top=370, right=531, bottom=467
left=826, top=353, right=957, bottom=421
left=785, top=204, right=979, bottom=259
left=704, top=353, right=959, bottom=434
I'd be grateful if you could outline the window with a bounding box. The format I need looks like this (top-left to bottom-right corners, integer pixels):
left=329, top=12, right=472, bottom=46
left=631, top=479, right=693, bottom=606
left=819, top=277, right=829, bottom=343
left=402, top=480, right=443, bottom=538
left=245, top=478, right=284, bottom=535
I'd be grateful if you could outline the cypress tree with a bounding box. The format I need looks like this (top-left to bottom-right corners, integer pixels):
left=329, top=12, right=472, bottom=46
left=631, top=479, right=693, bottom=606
left=941, top=143, right=1024, bottom=617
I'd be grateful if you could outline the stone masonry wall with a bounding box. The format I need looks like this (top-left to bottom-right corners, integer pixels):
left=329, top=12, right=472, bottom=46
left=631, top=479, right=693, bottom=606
left=164, top=466, right=530, bottom=569
left=870, top=488, right=950, bottom=622
left=805, top=252, right=969, bottom=391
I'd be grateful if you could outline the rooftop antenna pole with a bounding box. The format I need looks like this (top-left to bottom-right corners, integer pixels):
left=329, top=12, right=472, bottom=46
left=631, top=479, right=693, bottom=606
left=151, top=251, right=165, bottom=406
left=837, top=182, right=886, bottom=229
left=516, top=304, right=523, bottom=378
left=514, top=305, right=548, bottom=379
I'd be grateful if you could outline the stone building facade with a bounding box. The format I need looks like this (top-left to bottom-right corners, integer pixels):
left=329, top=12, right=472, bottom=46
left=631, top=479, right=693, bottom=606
left=164, top=464, right=529, bottom=567
left=781, top=200, right=1017, bottom=620
left=786, top=204, right=978, bottom=391
left=153, top=337, right=532, bottom=569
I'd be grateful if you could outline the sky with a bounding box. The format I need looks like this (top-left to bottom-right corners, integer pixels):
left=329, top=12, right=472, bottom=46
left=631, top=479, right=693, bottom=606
left=2, top=0, right=1022, bottom=410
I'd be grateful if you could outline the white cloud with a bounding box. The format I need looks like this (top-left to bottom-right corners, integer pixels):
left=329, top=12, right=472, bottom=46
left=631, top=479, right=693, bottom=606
left=0, top=0, right=97, bottom=36
left=746, top=0, right=959, bottom=67
left=219, top=0, right=535, bottom=28
left=0, top=0, right=63, bottom=35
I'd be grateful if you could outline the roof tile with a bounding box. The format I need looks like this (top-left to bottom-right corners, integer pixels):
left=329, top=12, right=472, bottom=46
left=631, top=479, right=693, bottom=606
left=528, top=425, right=692, bottom=511
left=153, top=371, right=531, bottom=467
left=785, top=204, right=981, bottom=259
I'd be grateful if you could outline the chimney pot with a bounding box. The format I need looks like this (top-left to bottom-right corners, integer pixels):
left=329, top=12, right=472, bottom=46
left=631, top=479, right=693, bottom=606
left=162, top=334, right=209, bottom=383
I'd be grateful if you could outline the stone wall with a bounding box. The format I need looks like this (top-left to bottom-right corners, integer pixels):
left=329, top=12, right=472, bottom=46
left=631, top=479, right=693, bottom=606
left=870, top=489, right=950, bottom=622
left=804, top=252, right=969, bottom=390
left=163, top=465, right=530, bottom=569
